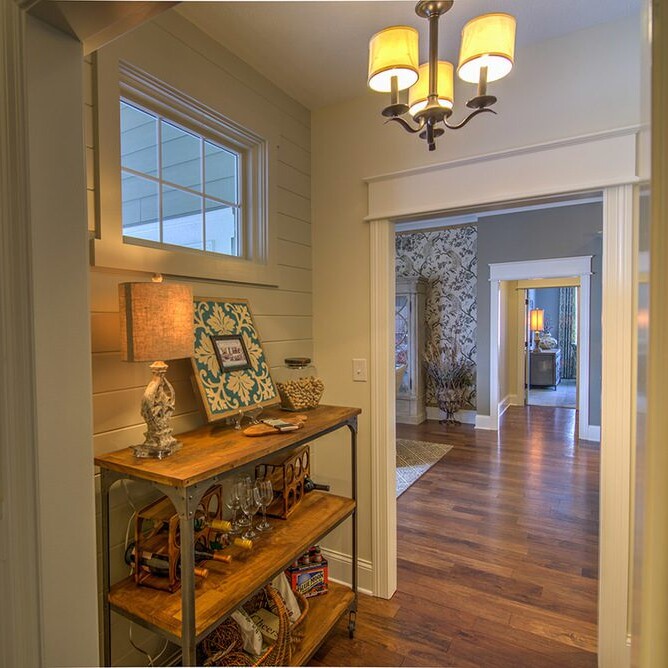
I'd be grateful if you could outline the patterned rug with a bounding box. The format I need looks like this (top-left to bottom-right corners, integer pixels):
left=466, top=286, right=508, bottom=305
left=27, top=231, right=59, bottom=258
left=396, top=439, right=453, bottom=497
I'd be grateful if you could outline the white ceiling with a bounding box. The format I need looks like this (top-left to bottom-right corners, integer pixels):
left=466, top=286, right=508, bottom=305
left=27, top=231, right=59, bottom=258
left=176, top=0, right=640, bottom=110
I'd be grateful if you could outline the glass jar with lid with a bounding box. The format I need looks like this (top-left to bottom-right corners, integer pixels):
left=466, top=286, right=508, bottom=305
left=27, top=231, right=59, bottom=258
left=273, top=358, right=324, bottom=411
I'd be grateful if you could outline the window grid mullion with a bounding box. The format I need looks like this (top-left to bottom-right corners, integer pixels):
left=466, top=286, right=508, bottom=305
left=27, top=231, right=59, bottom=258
left=201, top=138, right=206, bottom=252
left=121, top=165, right=238, bottom=210
left=157, top=115, right=164, bottom=243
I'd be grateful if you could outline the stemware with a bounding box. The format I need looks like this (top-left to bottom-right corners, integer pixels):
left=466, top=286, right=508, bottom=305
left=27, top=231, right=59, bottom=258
left=223, top=482, right=242, bottom=535
left=238, top=483, right=262, bottom=540
left=235, top=476, right=252, bottom=527
left=255, top=479, right=274, bottom=532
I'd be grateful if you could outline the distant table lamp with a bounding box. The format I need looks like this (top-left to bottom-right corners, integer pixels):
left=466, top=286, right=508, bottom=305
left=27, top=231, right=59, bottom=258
left=529, top=308, right=545, bottom=350
left=119, top=277, right=194, bottom=459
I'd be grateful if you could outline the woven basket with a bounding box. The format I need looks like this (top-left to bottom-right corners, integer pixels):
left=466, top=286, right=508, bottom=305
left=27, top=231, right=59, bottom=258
left=201, top=585, right=309, bottom=667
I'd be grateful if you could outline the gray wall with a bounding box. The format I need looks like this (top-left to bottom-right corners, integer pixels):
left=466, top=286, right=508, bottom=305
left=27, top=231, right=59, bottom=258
left=476, top=202, right=603, bottom=425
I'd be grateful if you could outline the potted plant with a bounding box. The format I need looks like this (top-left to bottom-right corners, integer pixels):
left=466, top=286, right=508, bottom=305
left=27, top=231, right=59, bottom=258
left=424, top=341, right=474, bottom=425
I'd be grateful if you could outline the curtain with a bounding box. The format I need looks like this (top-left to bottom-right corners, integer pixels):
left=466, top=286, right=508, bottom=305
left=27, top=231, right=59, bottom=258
left=559, top=287, right=577, bottom=379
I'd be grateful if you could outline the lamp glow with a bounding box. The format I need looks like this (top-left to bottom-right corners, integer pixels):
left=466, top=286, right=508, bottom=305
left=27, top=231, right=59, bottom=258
left=457, top=13, right=516, bottom=84
left=529, top=308, right=545, bottom=332
left=368, top=25, right=419, bottom=92
left=408, top=61, right=454, bottom=117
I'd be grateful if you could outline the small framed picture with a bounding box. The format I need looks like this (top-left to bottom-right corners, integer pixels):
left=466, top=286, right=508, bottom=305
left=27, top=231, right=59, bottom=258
left=211, top=334, right=251, bottom=372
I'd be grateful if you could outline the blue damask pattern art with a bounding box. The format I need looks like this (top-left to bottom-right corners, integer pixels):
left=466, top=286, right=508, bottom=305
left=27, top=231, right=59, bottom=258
left=396, top=226, right=478, bottom=409
left=191, top=298, right=279, bottom=422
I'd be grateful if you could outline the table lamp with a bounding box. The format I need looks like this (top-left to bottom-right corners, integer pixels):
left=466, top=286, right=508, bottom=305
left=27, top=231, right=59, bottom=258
left=529, top=308, right=545, bottom=350
left=119, top=276, right=194, bottom=459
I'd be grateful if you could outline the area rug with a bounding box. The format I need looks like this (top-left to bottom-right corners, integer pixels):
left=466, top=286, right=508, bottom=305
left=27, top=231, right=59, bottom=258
left=396, top=439, right=453, bottom=497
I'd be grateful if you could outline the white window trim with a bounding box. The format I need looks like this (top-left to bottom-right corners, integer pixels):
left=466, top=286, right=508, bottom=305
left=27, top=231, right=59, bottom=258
left=93, top=58, right=278, bottom=285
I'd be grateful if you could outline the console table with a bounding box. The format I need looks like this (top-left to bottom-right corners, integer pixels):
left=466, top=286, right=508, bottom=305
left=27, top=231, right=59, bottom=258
left=95, top=404, right=360, bottom=666
left=530, top=349, right=562, bottom=390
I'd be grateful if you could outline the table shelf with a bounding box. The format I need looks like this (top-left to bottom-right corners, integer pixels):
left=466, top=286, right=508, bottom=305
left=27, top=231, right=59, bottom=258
left=108, top=491, right=355, bottom=641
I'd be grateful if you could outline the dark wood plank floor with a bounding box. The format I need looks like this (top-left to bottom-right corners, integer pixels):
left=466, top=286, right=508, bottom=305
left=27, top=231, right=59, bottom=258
left=311, top=405, right=599, bottom=667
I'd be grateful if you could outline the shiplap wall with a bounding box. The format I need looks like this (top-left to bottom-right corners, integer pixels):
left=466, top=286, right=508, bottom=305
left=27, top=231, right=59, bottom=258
left=88, top=11, right=311, bottom=665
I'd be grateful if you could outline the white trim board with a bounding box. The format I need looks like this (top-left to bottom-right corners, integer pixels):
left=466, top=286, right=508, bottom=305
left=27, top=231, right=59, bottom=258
left=394, top=196, right=603, bottom=234
left=368, top=131, right=637, bottom=662
left=366, top=128, right=638, bottom=221
left=488, top=256, right=592, bottom=441
left=0, top=4, right=43, bottom=667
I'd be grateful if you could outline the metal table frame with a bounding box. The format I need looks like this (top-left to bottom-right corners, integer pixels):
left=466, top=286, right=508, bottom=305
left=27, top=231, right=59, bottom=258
left=99, top=415, right=358, bottom=666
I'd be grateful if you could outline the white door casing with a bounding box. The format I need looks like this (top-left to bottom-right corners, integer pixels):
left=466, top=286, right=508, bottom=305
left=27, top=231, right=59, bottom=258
left=486, top=255, right=593, bottom=441
left=366, top=129, right=638, bottom=668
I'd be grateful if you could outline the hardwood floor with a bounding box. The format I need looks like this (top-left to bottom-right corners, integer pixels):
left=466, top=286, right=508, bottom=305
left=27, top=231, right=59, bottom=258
left=310, top=406, right=599, bottom=667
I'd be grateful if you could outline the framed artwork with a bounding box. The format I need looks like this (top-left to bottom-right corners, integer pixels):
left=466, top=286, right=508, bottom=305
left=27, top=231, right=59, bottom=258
left=211, top=335, right=251, bottom=372
left=191, top=298, right=279, bottom=422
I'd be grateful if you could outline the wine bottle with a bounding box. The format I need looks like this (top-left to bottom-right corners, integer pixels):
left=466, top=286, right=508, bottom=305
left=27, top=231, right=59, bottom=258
left=304, top=476, right=330, bottom=493
left=125, top=543, right=210, bottom=577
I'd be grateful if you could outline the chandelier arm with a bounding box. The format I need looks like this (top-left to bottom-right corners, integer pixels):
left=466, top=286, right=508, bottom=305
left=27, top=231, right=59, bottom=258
left=442, top=107, right=496, bottom=130
left=385, top=116, right=425, bottom=134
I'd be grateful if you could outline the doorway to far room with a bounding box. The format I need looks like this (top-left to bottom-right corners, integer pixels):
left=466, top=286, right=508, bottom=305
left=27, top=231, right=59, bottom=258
left=525, top=284, right=579, bottom=409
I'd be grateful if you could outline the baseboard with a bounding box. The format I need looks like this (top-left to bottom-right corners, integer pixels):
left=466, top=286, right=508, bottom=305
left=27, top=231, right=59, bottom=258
left=320, top=547, right=374, bottom=596
left=425, top=407, right=476, bottom=424
left=475, top=414, right=497, bottom=430
left=396, top=410, right=427, bottom=425
left=498, top=394, right=511, bottom=416
left=583, top=424, right=601, bottom=442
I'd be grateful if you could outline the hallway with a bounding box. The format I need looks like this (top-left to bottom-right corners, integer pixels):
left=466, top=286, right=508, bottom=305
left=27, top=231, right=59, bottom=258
left=311, top=406, right=599, bottom=667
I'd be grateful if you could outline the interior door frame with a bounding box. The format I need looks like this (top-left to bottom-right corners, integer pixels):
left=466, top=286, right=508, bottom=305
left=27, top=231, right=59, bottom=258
left=517, top=278, right=581, bottom=410
left=366, top=128, right=638, bottom=667
left=488, top=259, right=591, bottom=440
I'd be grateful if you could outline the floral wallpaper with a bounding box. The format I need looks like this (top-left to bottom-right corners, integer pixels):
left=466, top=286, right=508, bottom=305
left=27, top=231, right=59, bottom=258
left=396, top=226, right=477, bottom=409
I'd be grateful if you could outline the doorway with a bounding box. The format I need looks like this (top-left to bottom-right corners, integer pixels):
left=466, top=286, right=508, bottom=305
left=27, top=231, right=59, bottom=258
left=369, top=147, right=636, bottom=663
left=519, top=281, right=580, bottom=410
left=527, top=285, right=578, bottom=408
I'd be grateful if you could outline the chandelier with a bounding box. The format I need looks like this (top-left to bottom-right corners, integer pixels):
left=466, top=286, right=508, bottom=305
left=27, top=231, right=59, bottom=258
left=367, top=1, right=516, bottom=151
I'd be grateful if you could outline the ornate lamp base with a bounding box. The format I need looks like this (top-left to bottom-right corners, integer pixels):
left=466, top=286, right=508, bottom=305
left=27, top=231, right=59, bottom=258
left=130, top=361, right=182, bottom=459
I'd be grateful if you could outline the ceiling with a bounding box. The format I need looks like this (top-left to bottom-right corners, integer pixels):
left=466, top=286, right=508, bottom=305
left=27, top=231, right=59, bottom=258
left=176, top=0, right=640, bottom=110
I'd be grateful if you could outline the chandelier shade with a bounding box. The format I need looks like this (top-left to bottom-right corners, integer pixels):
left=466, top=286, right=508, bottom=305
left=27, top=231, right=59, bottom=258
left=457, top=13, right=516, bottom=84
left=408, top=61, right=454, bottom=117
left=367, top=25, right=420, bottom=92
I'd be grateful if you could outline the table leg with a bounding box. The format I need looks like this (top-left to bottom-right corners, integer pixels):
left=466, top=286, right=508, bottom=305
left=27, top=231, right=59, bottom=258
left=348, top=418, right=358, bottom=638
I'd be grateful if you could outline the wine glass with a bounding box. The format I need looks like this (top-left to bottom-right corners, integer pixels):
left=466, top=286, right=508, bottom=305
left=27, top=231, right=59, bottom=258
left=255, top=479, right=273, bottom=532
left=223, top=482, right=242, bottom=535
left=235, top=476, right=252, bottom=527
left=238, top=483, right=262, bottom=540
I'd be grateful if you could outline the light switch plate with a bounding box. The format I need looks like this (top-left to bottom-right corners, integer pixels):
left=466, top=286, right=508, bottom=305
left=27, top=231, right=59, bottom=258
left=352, top=358, right=367, bottom=382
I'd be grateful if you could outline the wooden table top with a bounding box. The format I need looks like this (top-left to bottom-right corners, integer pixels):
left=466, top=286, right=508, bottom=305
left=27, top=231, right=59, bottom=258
left=94, top=404, right=360, bottom=488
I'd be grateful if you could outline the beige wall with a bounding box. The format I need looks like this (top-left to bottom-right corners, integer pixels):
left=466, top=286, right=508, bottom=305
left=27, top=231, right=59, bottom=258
left=499, top=281, right=520, bottom=405
left=311, top=17, right=641, bottom=571
left=89, top=11, right=312, bottom=665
